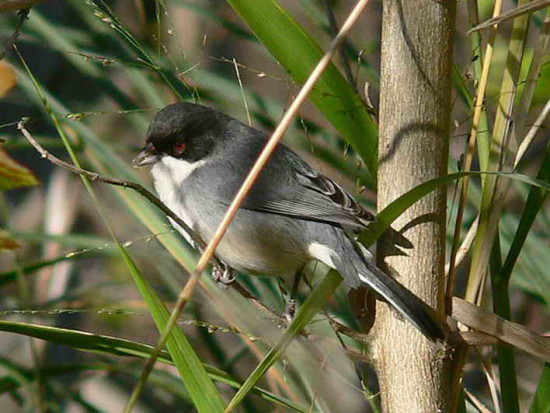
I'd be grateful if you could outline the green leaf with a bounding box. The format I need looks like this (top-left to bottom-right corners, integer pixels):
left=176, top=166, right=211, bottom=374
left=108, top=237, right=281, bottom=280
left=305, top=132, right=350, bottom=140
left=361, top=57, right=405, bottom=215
left=226, top=0, right=378, bottom=181
left=531, top=363, right=550, bottom=413
left=360, top=171, right=550, bottom=247
left=0, top=320, right=308, bottom=412
left=0, top=147, right=39, bottom=190
left=0, top=320, right=173, bottom=361
left=225, top=270, right=342, bottom=411
left=18, top=54, right=226, bottom=413
left=502, top=143, right=550, bottom=283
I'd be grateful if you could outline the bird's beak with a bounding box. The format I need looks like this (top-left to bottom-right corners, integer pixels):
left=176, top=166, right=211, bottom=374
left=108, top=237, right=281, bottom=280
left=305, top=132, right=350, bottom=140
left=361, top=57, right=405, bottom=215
left=133, top=144, right=160, bottom=167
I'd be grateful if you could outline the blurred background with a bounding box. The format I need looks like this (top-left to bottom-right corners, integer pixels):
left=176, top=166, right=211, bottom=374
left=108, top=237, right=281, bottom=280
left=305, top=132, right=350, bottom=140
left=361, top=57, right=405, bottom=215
left=0, top=0, right=549, bottom=412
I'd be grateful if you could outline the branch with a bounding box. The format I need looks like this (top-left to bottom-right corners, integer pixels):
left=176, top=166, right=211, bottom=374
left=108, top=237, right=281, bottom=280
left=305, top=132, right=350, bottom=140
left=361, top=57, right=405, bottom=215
left=1, top=8, right=30, bottom=60
left=17, top=119, right=229, bottom=275
left=451, top=297, right=550, bottom=363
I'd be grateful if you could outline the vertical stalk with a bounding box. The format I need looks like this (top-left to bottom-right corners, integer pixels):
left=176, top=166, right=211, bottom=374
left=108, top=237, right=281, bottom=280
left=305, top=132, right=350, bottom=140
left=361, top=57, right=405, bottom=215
left=373, top=0, right=455, bottom=411
left=490, top=237, right=520, bottom=413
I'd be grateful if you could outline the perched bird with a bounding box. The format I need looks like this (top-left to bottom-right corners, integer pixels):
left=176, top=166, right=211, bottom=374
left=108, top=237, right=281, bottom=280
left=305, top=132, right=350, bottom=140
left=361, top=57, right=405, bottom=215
left=133, top=102, right=444, bottom=341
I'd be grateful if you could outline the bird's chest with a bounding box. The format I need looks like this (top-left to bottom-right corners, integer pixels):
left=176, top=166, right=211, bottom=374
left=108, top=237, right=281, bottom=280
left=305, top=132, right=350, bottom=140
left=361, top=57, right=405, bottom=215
left=151, top=158, right=205, bottom=246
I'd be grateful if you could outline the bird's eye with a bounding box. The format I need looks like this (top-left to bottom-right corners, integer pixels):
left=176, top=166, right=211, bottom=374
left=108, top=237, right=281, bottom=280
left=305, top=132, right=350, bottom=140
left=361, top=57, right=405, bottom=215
left=173, top=142, right=186, bottom=155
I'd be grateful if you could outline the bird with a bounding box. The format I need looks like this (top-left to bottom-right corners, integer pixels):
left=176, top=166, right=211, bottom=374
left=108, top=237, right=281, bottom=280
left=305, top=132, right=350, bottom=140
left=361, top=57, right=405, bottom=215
left=133, top=102, right=444, bottom=342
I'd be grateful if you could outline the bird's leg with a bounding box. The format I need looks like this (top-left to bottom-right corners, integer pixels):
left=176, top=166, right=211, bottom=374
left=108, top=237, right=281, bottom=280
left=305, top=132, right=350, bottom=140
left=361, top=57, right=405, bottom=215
left=284, top=271, right=303, bottom=322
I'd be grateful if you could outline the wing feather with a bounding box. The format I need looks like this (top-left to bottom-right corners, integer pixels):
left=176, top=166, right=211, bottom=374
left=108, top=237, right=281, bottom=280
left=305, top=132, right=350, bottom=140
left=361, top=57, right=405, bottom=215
left=240, top=144, right=374, bottom=228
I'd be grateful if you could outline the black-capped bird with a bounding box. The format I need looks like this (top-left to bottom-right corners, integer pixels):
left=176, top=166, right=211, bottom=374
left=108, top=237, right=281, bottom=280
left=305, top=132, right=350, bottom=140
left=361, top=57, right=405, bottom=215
left=133, top=102, right=444, bottom=341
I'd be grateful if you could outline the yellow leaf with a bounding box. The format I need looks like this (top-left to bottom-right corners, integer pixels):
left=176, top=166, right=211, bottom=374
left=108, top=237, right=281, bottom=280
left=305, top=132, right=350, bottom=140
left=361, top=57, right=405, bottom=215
left=0, top=61, right=17, bottom=98
left=0, top=230, right=19, bottom=250
left=0, top=147, right=39, bottom=190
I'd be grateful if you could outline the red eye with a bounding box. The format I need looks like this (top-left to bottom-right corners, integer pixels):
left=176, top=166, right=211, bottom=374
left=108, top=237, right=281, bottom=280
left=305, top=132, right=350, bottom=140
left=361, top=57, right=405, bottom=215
left=174, top=142, right=186, bottom=155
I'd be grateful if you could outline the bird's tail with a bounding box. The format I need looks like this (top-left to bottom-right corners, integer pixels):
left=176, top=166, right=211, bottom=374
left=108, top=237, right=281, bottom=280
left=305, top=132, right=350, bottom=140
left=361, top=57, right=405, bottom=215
left=324, top=229, right=445, bottom=342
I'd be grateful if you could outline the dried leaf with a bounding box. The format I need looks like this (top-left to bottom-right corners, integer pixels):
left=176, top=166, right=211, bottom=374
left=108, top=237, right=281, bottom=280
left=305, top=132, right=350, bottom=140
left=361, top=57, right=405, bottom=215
left=0, top=230, right=19, bottom=250
left=0, top=62, right=17, bottom=98
left=0, top=147, right=39, bottom=190
left=468, top=0, right=550, bottom=33
left=452, top=297, right=550, bottom=362
left=0, top=0, right=44, bottom=12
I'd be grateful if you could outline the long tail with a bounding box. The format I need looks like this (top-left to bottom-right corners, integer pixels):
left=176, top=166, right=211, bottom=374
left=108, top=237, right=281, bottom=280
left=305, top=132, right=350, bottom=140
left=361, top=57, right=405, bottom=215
left=317, top=228, right=445, bottom=342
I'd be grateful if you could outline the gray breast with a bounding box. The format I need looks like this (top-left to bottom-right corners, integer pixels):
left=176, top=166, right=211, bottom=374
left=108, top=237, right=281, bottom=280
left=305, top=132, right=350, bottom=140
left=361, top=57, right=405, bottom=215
left=188, top=192, right=310, bottom=278
left=151, top=156, right=310, bottom=278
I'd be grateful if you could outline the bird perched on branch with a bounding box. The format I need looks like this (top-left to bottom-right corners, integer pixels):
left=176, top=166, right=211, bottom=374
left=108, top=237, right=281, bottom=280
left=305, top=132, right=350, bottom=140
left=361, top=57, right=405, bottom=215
left=133, top=102, right=444, bottom=342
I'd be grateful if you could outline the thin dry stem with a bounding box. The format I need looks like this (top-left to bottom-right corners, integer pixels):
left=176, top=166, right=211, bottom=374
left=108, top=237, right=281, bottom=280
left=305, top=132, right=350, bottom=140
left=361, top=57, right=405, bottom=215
left=514, top=97, right=550, bottom=169
left=16, top=120, right=232, bottom=274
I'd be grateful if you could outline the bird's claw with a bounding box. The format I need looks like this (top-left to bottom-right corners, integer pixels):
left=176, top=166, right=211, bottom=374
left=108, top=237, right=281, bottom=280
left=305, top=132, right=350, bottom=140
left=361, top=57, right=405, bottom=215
left=212, top=265, right=235, bottom=287
left=283, top=298, right=296, bottom=323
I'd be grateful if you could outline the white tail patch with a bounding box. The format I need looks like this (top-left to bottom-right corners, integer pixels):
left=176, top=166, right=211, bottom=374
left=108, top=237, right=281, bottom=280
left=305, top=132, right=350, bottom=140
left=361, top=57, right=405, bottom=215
left=308, top=242, right=337, bottom=269
left=356, top=241, right=373, bottom=260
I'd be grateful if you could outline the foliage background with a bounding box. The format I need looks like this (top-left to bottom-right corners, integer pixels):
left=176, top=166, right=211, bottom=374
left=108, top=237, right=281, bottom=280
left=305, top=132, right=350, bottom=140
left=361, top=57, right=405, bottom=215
left=0, top=0, right=549, bottom=412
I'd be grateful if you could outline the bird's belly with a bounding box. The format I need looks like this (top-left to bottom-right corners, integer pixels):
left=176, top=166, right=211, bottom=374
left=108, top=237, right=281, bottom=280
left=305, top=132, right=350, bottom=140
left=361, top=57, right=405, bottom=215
left=152, top=166, right=309, bottom=278
left=214, top=228, right=306, bottom=278
left=196, top=207, right=309, bottom=279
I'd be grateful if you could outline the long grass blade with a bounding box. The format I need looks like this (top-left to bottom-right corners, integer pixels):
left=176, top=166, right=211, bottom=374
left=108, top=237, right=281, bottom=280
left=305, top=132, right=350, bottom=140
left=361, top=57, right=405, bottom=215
left=530, top=363, right=550, bottom=413
left=17, top=50, right=226, bottom=413
left=225, top=270, right=342, bottom=412
left=0, top=321, right=309, bottom=412
left=226, top=0, right=379, bottom=181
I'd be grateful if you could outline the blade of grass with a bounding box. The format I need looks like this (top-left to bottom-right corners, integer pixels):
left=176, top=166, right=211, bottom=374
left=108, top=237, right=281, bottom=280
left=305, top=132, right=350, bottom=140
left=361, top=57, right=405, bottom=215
left=446, top=0, right=502, bottom=309
left=225, top=270, right=343, bottom=412
left=530, top=363, right=550, bottom=413
left=466, top=0, right=530, bottom=304
left=86, top=0, right=194, bottom=101
left=465, top=7, right=531, bottom=412
left=17, top=50, right=226, bottom=413
left=362, top=171, right=550, bottom=246
left=502, top=140, right=550, bottom=292
left=226, top=0, right=379, bottom=181
left=491, top=128, right=550, bottom=413
left=0, top=321, right=309, bottom=412
left=490, top=237, right=519, bottom=413
left=514, top=14, right=550, bottom=168
left=465, top=0, right=491, bottom=170
left=0, top=250, right=101, bottom=287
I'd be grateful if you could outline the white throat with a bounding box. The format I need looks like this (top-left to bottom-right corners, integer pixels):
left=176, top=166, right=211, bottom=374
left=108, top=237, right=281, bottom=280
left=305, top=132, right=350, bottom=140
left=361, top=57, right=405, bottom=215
left=153, top=156, right=206, bottom=186
left=150, top=156, right=206, bottom=246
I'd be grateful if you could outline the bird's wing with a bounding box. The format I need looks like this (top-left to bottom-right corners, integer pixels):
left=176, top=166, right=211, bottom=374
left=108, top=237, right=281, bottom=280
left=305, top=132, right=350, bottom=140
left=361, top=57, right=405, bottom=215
left=239, top=145, right=375, bottom=229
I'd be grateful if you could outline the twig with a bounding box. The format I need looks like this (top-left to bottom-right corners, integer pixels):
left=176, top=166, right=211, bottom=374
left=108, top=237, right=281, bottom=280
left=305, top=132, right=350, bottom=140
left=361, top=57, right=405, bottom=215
left=323, top=0, right=356, bottom=89
left=468, top=0, right=550, bottom=34
left=16, top=119, right=229, bottom=275
left=445, top=216, right=479, bottom=276
left=514, top=96, right=550, bottom=169
left=1, top=8, right=30, bottom=60
left=125, top=1, right=372, bottom=411
left=232, top=58, right=252, bottom=126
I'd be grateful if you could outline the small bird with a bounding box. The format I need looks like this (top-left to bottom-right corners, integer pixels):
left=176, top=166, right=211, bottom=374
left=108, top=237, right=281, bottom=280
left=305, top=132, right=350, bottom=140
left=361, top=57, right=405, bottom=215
left=133, top=102, right=444, bottom=341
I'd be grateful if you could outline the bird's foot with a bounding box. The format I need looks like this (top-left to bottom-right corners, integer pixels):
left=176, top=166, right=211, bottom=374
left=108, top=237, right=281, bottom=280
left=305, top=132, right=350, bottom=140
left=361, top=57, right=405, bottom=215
left=283, top=298, right=296, bottom=323
left=212, top=264, right=235, bottom=287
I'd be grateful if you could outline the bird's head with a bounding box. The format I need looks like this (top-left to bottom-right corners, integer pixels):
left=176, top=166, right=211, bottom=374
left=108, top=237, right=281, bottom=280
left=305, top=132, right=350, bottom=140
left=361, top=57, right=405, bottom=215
left=133, top=102, right=228, bottom=167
